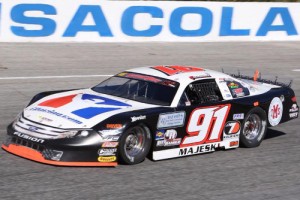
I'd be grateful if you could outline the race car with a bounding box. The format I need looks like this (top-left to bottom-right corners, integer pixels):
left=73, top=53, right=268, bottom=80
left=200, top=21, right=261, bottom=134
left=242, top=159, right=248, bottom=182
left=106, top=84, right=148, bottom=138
left=2, top=65, right=299, bottom=166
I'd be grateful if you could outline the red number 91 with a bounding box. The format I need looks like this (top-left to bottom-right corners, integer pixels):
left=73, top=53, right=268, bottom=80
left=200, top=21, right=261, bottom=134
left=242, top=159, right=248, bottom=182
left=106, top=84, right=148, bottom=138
left=181, top=104, right=231, bottom=147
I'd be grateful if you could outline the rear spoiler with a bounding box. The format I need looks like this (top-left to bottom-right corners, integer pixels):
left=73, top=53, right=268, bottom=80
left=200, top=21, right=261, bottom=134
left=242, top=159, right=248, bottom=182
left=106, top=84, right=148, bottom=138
left=222, top=69, right=293, bottom=88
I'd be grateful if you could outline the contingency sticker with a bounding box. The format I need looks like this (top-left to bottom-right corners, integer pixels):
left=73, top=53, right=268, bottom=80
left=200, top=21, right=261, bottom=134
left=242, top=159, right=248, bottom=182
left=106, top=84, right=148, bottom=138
left=157, top=111, right=185, bottom=129
left=268, top=97, right=283, bottom=126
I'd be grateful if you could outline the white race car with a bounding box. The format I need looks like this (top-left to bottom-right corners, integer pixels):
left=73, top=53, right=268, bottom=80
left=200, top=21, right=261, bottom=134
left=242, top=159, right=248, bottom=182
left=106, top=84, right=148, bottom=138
left=2, top=65, right=298, bottom=166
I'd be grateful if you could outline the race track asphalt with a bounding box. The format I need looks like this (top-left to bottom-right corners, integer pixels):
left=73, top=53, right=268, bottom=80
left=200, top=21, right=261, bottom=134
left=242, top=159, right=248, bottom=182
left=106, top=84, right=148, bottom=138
left=0, top=42, right=299, bottom=200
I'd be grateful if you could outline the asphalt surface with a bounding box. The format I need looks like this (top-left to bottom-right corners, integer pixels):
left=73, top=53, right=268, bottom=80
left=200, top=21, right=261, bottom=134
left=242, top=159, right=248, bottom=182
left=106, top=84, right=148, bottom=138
left=0, top=42, right=299, bottom=200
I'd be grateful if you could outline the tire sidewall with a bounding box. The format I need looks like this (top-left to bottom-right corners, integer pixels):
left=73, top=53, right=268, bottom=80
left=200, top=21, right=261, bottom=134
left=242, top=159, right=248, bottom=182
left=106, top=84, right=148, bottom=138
left=240, top=107, right=267, bottom=148
left=118, top=125, right=152, bottom=165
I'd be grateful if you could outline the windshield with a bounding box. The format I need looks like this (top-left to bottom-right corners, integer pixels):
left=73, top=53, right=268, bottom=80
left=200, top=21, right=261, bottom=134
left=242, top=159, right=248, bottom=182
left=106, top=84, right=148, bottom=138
left=91, top=72, right=179, bottom=106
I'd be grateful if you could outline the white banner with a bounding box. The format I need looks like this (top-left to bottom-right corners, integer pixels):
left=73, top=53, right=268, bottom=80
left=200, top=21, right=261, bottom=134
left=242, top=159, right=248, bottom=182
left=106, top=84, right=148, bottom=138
left=0, top=0, right=300, bottom=42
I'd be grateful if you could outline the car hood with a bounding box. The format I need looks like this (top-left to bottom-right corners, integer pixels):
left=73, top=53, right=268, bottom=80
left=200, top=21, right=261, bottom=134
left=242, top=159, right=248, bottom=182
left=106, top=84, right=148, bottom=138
left=24, top=89, right=157, bottom=129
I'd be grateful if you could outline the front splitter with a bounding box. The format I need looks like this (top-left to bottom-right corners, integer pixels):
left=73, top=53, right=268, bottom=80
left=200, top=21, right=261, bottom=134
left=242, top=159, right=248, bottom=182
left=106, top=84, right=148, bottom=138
left=2, top=144, right=117, bottom=167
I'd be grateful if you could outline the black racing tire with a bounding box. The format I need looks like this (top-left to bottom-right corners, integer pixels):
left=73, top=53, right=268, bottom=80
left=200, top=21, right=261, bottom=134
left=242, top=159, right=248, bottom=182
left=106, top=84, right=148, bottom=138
left=118, top=125, right=152, bottom=165
left=240, top=107, right=267, bottom=148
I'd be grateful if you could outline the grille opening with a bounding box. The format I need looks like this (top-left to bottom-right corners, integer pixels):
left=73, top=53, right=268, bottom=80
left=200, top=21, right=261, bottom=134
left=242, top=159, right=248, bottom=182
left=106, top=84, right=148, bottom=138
left=7, top=136, right=45, bottom=152
left=33, top=143, right=38, bottom=150
left=21, top=139, right=27, bottom=146
left=15, top=115, right=70, bottom=140
left=12, top=137, right=17, bottom=143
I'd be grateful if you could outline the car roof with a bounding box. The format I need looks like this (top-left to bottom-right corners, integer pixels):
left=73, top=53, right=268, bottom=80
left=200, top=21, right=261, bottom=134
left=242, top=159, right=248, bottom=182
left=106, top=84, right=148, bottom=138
left=126, top=65, right=233, bottom=84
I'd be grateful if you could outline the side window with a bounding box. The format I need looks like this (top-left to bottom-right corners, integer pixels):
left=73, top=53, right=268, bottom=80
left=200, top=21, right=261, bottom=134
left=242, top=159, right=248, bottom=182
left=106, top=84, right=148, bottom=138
left=178, top=91, right=191, bottom=106
left=226, top=80, right=250, bottom=98
left=178, top=79, right=223, bottom=106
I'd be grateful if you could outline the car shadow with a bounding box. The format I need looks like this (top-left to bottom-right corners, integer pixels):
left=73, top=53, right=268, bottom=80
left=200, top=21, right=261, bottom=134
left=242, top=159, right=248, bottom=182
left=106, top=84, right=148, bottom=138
left=264, top=128, right=286, bottom=140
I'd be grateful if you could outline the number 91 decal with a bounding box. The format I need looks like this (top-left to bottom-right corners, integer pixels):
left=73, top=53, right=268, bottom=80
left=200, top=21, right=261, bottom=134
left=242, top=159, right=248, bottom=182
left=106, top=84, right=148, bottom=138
left=181, top=104, right=231, bottom=147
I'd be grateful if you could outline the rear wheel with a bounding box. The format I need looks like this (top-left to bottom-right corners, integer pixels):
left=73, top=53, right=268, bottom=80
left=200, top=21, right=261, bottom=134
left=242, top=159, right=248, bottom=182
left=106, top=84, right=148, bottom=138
left=240, top=107, right=267, bottom=148
left=118, top=125, right=152, bottom=165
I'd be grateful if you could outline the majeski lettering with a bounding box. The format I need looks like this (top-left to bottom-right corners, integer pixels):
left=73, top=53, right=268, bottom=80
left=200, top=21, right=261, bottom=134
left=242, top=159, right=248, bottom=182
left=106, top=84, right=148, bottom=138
left=179, top=143, right=217, bottom=156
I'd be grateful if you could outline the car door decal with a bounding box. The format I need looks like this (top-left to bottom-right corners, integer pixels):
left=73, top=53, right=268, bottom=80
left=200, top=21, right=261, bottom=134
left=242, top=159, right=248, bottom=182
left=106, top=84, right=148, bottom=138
left=181, top=104, right=231, bottom=147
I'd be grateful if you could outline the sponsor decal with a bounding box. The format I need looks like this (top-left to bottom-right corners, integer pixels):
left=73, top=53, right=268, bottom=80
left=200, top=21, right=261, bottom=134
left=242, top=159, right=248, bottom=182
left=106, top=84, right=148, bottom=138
left=233, top=113, right=244, bottom=120
left=38, top=94, right=131, bottom=120
left=223, top=121, right=241, bottom=139
left=13, top=132, right=45, bottom=143
left=106, top=124, right=122, bottom=129
left=99, top=129, right=121, bottom=140
left=157, top=111, right=185, bottom=129
left=98, top=148, right=117, bottom=156
left=157, top=138, right=181, bottom=147
left=102, top=141, right=119, bottom=148
left=131, top=115, right=146, bottom=122
left=289, top=112, right=298, bottom=118
left=235, top=92, right=245, bottom=97
left=72, top=94, right=131, bottom=119
left=230, top=141, right=239, bottom=147
left=268, top=97, right=283, bottom=126
left=179, top=143, right=217, bottom=156
left=289, top=104, right=298, bottom=119
left=102, top=135, right=120, bottom=141
left=228, top=82, right=239, bottom=89
left=218, top=80, right=233, bottom=98
left=233, top=88, right=243, bottom=94
left=156, top=129, right=181, bottom=147
left=38, top=116, right=53, bottom=123
left=30, top=107, right=83, bottom=124
left=231, top=88, right=245, bottom=97
left=98, top=156, right=116, bottom=162
left=99, top=129, right=121, bottom=135
left=165, top=129, right=177, bottom=139
left=289, top=104, right=298, bottom=112
left=155, top=130, right=165, bottom=140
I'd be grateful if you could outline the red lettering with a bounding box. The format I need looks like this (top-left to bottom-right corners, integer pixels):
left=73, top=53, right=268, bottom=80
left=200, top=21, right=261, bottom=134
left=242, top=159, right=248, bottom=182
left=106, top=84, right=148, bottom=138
left=152, top=65, right=203, bottom=76
left=271, top=104, right=280, bottom=119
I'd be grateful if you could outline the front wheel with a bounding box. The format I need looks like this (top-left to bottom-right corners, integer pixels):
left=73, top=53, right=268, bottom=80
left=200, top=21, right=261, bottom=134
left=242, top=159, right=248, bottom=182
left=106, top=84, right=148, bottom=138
left=118, top=125, right=152, bottom=165
left=240, top=107, right=267, bottom=148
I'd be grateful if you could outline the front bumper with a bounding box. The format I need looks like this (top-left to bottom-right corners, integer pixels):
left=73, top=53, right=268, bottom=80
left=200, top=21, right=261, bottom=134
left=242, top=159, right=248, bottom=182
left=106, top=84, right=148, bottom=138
left=2, top=123, right=118, bottom=167
left=2, top=144, right=117, bottom=167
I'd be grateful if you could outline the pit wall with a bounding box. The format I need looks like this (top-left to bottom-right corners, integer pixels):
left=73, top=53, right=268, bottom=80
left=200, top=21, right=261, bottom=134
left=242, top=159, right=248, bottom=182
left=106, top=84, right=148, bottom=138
left=0, top=0, right=300, bottom=42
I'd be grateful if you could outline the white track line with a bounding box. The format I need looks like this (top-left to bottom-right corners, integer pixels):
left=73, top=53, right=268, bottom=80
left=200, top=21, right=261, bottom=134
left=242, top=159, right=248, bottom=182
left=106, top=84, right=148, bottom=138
left=0, top=75, right=113, bottom=80
left=292, top=69, right=300, bottom=72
